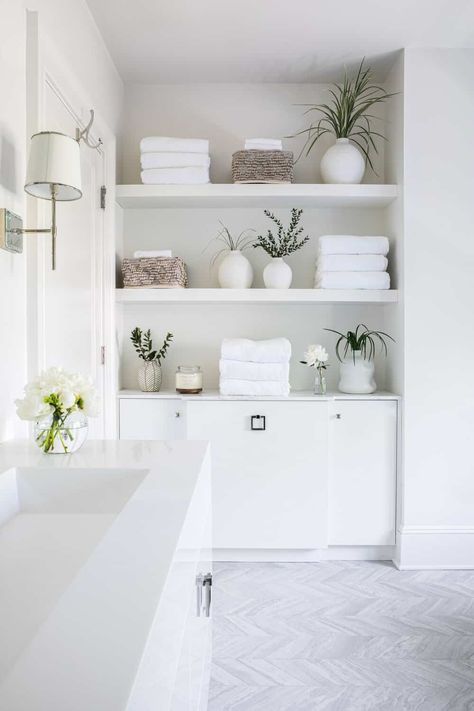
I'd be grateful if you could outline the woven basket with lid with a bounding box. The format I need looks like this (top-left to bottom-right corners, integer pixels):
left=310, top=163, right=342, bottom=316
left=232, top=150, right=294, bottom=184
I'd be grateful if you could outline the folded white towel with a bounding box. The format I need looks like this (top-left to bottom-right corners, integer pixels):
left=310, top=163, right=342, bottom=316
left=221, top=338, right=291, bottom=364
left=315, top=271, right=391, bottom=290
left=133, top=250, right=172, bottom=258
left=141, top=167, right=210, bottom=185
left=219, top=359, right=290, bottom=382
left=245, top=138, right=283, bottom=151
left=140, top=137, right=209, bottom=154
left=319, top=235, right=390, bottom=256
left=140, top=152, right=210, bottom=170
left=316, top=254, right=388, bottom=272
left=219, top=379, right=290, bottom=397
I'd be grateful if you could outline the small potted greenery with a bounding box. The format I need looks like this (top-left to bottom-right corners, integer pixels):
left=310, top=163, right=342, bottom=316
left=209, top=220, right=256, bottom=289
left=254, top=208, right=309, bottom=288
left=131, top=327, right=173, bottom=392
left=325, top=324, right=394, bottom=394
left=292, top=60, right=395, bottom=184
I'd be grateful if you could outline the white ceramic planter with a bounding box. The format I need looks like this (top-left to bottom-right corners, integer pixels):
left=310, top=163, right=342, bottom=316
left=320, top=137, right=365, bottom=184
left=263, top=257, right=292, bottom=289
left=338, top=351, right=376, bottom=394
left=218, top=250, right=253, bottom=289
left=138, top=361, right=162, bottom=392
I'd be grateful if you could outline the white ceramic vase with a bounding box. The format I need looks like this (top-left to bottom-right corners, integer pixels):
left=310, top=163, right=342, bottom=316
left=320, top=137, right=365, bottom=184
left=338, top=351, right=376, bottom=394
left=218, top=250, right=253, bottom=289
left=138, top=361, right=162, bottom=392
left=263, top=257, right=292, bottom=289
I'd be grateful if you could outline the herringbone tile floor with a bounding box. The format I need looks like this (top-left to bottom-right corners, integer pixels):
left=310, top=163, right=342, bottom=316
left=208, top=562, right=474, bottom=710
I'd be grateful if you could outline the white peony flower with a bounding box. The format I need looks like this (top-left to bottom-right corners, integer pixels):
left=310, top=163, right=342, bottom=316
left=314, top=345, right=329, bottom=364
left=60, top=390, right=76, bottom=409
left=79, top=388, right=100, bottom=417
left=15, top=367, right=99, bottom=422
left=303, top=344, right=329, bottom=367
left=15, top=394, right=53, bottom=421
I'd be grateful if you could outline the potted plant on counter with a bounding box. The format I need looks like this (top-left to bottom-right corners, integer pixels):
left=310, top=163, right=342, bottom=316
left=292, top=60, right=395, bottom=184
left=209, top=220, right=256, bottom=289
left=254, top=208, right=309, bottom=289
left=131, top=327, right=173, bottom=392
left=325, top=324, right=394, bottom=394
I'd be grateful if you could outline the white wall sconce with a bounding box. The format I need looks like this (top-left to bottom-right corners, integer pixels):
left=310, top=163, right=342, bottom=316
left=0, top=110, right=101, bottom=270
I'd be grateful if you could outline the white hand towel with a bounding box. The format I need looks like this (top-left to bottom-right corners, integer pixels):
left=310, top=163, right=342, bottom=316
left=219, top=379, right=290, bottom=397
left=245, top=138, right=283, bottom=151
left=221, top=338, right=291, bottom=364
left=140, top=137, right=209, bottom=154
left=219, top=359, right=290, bottom=382
left=315, top=271, right=391, bottom=290
left=319, top=235, right=389, bottom=256
left=141, top=167, right=210, bottom=185
left=140, top=152, right=210, bottom=170
left=133, top=250, right=172, bottom=258
left=316, top=254, right=388, bottom=272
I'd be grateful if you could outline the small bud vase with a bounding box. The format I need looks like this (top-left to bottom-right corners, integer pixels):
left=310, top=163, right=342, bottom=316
left=138, top=361, right=162, bottom=392
left=34, top=412, right=88, bottom=454
left=314, top=369, right=327, bottom=395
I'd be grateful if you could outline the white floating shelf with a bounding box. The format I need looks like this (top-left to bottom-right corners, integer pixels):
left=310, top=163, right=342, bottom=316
left=116, top=288, right=398, bottom=305
left=115, top=183, right=398, bottom=209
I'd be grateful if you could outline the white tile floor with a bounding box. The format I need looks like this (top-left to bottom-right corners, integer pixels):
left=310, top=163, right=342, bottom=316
left=209, top=562, right=474, bottom=710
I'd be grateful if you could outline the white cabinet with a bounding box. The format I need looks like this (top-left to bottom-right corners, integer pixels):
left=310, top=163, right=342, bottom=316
left=186, top=400, right=328, bottom=550
left=329, top=400, right=397, bottom=545
left=119, top=398, right=186, bottom=440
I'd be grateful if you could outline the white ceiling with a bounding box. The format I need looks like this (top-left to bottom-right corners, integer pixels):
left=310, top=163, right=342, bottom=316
left=86, top=0, right=474, bottom=83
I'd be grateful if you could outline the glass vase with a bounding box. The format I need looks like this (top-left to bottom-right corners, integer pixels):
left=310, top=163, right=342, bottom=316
left=34, top=411, right=88, bottom=454
left=314, top=369, right=327, bottom=396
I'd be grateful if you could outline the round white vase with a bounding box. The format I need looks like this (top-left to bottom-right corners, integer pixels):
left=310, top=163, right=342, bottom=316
left=218, top=250, right=253, bottom=289
left=263, top=257, right=292, bottom=289
left=338, top=351, right=376, bottom=394
left=320, top=137, right=365, bottom=184
left=138, top=361, right=162, bottom=392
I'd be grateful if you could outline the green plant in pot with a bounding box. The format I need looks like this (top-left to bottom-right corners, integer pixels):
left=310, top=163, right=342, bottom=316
left=325, top=324, right=394, bottom=394
left=209, top=220, right=256, bottom=289
left=291, top=59, right=396, bottom=184
left=131, top=327, right=173, bottom=392
left=254, top=208, right=309, bottom=289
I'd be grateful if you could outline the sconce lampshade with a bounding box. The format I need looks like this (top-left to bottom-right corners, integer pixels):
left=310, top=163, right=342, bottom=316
left=25, top=131, right=82, bottom=201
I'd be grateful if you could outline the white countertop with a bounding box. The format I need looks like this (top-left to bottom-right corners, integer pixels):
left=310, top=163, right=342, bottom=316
left=0, top=439, right=210, bottom=711
left=118, top=388, right=400, bottom=401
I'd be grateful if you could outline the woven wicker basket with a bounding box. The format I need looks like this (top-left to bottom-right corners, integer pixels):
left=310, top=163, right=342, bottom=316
left=122, top=257, right=188, bottom=289
left=232, top=150, right=294, bottom=184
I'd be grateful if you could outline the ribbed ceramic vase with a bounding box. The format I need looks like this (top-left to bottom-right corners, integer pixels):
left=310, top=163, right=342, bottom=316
left=338, top=352, right=376, bottom=394
left=218, top=250, right=253, bottom=288
left=320, top=138, right=365, bottom=184
left=263, top=257, right=292, bottom=289
left=138, top=361, right=162, bottom=392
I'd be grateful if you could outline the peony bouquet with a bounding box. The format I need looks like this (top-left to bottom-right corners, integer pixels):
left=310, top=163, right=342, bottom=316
left=16, top=367, right=99, bottom=453
left=300, top=344, right=329, bottom=395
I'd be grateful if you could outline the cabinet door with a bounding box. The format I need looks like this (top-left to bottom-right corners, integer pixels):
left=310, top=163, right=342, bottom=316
left=329, top=400, right=397, bottom=545
left=187, top=401, right=328, bottom=550
left=119, top=399, right=186, bottom=440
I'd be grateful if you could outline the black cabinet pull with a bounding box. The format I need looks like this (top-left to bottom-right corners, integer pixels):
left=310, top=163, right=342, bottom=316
left=251, top=415, right=266, bottom=431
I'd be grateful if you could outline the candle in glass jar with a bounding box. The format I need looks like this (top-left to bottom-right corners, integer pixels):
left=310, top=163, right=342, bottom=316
left=175, top=365, right=203, bottom=394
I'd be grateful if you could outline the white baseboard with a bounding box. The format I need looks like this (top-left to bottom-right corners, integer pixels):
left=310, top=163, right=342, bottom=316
left=395, top=525, right=474, bottom=569
left=212, top=546, right=395, bottom=563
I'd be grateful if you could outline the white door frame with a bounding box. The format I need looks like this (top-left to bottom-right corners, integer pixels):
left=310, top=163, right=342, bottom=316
left=26, top=10, right=117, bottom=438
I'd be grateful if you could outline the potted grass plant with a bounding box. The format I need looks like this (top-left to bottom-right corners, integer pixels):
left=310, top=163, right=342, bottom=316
left=209, top=220, right=256, bottom=289
left=292, top=59, right=395, bottom=184
left=325, top=324, right=394, bottom=393
left=131, top=327, right=173, bottom=392
left=254, top=208, right=309, bottom=288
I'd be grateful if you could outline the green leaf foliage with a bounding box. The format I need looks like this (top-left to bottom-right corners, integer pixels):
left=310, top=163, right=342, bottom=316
left=131, top=327, right=174, bottom=364
left=324, top=324, right=394, bottom=362
left=254, top=208, right=309, bottom=258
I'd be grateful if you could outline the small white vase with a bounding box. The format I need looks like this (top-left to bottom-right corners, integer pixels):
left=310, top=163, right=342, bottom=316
left=218, top=250, right=253, bottom=289
left=320, top=137, right=365, bottom=184
left=138, top=361, right=162, bottom=392
left=338, top=351, right=376, bottom=394
left=263, top=257, right=292, bottom=289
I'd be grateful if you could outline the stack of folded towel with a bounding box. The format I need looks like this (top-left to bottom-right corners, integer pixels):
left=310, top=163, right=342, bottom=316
left=219, top=338, right=291, bottom=396
left=140, top=137, right=210, bottom=184
left=244, top=138, right=283, bottom=151
left=315, top=235, right=390, bottom=290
